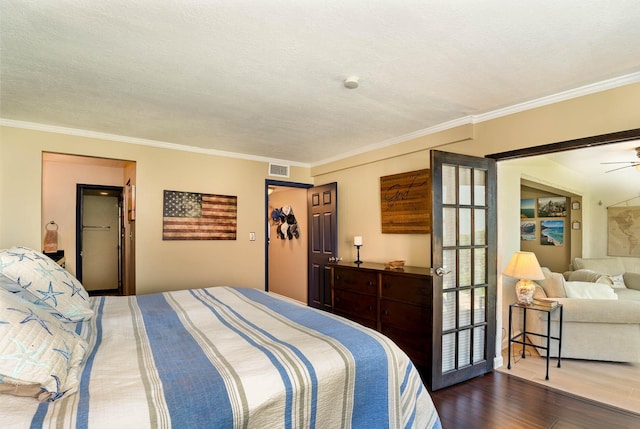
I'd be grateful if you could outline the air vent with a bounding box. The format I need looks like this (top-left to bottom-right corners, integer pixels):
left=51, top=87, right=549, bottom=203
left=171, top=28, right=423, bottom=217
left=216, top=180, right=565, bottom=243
left=269, top=163, right=290, bottom=178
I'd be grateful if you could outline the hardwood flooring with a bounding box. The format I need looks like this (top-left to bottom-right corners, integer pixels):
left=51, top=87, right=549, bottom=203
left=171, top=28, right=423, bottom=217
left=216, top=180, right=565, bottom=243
left=497, top=345, right=640, bottom=414
left=429, top=371, right=640, bottom=429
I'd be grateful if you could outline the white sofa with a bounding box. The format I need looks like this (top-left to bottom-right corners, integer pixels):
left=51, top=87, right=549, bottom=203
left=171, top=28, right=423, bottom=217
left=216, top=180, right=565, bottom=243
left=527, top=260, right=640, bottom=362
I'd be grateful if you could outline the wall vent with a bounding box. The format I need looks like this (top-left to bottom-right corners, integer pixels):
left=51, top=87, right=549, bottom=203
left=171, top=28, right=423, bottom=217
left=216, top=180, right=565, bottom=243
left=269, top=163, right=290, bottom=178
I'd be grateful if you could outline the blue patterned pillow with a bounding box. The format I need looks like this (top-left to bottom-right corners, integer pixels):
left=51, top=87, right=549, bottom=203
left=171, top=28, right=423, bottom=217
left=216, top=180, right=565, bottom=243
left=0, top=247, right=93, bottom=322
left=0, top=288, right=88, bottom=401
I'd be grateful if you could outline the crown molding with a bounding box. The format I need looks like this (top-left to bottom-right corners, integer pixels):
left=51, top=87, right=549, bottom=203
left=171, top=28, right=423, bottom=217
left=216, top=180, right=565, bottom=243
left=475, top=71, right=640, bottom=123
left=312, top=72, right=640, bottom=166
left=0, top=118, right=310, bottom=168
left=3, top=72, right=639, bottom=169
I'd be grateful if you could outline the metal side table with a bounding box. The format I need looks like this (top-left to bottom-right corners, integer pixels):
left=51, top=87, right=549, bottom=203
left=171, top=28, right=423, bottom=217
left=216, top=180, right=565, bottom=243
left=507, top=302, right=563, bottom=380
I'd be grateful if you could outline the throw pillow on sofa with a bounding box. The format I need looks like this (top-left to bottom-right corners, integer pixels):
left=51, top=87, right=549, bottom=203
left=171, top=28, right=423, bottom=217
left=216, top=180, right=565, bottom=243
left=567, top=269, right=616, bottom=286
left=608, top=274, right=627, bottom=289
left=572, top=257, right=627, bottom=288
left=535, top=267, right=567, bottom=298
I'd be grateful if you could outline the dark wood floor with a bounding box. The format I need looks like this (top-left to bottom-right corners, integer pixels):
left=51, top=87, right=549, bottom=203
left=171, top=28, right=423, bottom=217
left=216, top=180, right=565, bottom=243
left=429, top=371, right=640, bottom=429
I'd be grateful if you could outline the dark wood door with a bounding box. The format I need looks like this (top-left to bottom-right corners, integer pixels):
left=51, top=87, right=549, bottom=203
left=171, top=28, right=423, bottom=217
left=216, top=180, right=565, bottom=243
left=307, top=182, right=337, bottom=310
left=430, top=150, right=497, bottom=390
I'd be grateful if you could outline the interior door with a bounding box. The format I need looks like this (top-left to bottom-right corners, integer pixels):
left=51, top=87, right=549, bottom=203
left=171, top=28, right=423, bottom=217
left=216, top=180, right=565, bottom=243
left=76, top=185, right=124, bottom=295
left=307, top=182, right=338, bottom=310
left=430, top=150, right=497, bottom=390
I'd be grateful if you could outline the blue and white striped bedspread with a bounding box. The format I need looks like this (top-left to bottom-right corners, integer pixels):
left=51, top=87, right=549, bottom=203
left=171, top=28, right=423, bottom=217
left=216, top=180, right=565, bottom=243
left=0, top=286, right=441, bottom=428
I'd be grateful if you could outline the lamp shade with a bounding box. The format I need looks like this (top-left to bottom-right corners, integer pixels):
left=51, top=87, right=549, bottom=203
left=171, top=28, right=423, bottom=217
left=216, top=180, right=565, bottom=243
left=503, top=251, right=544, bottom=280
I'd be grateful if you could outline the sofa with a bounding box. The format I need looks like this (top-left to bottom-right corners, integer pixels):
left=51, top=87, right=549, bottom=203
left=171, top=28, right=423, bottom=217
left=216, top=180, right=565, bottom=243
left=527, top=258, right=640, bottom=362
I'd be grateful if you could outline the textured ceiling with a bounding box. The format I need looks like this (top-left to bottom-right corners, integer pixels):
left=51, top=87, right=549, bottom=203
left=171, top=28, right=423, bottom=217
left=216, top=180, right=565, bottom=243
left=2, top=1, right=640, bottom=165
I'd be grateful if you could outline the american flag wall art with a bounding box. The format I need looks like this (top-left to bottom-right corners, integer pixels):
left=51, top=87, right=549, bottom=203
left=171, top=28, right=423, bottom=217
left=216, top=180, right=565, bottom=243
left=162, top=190, right=237, bottom=240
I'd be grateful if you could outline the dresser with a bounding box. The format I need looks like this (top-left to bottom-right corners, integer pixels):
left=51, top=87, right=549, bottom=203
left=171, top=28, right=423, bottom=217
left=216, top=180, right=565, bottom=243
left=330, top=261, right=433, bottom=370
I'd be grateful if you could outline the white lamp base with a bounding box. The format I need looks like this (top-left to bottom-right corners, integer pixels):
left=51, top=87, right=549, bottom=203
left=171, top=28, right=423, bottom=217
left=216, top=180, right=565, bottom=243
left=515, top=279, right=536, bottom=305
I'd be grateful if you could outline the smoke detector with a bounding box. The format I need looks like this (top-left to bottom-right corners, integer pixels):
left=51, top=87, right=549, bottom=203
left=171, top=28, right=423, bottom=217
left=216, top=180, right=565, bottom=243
left=344, top=76, right=359, bottom=89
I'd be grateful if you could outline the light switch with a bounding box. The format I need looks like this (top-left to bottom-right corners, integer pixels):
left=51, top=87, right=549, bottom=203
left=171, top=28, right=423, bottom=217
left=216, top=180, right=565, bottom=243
left=249, top=232, right=256, bottom=241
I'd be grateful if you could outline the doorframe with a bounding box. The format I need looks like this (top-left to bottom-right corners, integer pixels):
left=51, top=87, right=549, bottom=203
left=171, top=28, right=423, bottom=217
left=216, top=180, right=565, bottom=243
left=264, top=179, right=313, bottom=292
left=486, top=128, right=640, bottom=160
left=487, top=128, right=640, bottom=367
left=76, top=184, right=124, bottom=295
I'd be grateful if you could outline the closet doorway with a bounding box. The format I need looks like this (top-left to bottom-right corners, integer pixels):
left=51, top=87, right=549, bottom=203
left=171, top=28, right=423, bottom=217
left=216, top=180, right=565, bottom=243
left=76, top=185, right=124, bottom=295
left=266, top=181, right=311, bottom=303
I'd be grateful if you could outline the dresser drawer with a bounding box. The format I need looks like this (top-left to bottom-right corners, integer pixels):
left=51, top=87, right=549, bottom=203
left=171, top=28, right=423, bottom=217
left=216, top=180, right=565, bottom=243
left=381, top=324, right=431, bottom=366
left=334, top=289, right=377, bottom=322
left=334, top=268, right=378, bottom=295
left=380, top=299, right=430, bottom=333
left=334, top=310, right=377, bottom=330
left=380, top=273, right=431, bottom=305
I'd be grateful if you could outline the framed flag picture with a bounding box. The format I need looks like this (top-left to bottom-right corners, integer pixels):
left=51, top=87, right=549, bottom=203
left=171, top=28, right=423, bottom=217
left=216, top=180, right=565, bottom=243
left=162, top=190, right=237, bottom=240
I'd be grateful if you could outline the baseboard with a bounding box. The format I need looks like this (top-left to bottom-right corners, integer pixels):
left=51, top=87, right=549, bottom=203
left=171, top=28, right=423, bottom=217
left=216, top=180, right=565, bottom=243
left=494, top=355, right=504, bottom=369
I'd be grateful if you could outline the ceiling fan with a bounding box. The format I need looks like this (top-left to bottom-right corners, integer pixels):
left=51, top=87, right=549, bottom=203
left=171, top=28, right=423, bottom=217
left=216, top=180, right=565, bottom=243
left=601, top=147, right=640, bottom=173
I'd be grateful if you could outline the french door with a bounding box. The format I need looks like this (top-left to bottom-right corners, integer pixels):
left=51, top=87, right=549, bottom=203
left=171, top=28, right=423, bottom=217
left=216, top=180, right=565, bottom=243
left=430, top=150, right=497, bottom=390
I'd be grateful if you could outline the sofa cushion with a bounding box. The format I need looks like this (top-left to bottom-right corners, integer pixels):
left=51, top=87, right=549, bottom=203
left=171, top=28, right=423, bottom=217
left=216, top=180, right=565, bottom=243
left=564, top=281, right=618, bottom=300
left=552, top=298, right=640, bottom=324
left=614, top=288, right=640, bottom=301
left=535, top=268, right=566, bottom=298
left=572, top=257, right=625, bottom=275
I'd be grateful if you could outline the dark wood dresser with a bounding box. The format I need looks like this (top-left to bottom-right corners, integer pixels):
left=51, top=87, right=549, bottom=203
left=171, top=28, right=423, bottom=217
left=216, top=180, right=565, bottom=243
left=330, top=261, right=433, bottom=370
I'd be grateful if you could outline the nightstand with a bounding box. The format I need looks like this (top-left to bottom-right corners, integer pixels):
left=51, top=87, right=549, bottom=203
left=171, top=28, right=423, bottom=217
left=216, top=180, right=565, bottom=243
left=507, top=302, right=563, bottom=380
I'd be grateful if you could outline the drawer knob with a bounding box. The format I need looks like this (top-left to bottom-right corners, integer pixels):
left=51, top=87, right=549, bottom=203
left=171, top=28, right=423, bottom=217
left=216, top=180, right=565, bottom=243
left=367, top=305, right=373, bottom=311
left=383, top=310, right=389, bottom=316
left=368, top=281, right=374, bottom=286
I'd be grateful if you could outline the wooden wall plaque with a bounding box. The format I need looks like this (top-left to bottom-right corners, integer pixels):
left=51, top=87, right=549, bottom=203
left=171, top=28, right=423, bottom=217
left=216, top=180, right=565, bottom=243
left=380, top=169, right=431, bottom=234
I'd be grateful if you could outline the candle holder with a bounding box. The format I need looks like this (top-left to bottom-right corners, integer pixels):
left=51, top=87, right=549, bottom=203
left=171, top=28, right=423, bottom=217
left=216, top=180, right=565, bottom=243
left=354, top=244, right=362, bottom=264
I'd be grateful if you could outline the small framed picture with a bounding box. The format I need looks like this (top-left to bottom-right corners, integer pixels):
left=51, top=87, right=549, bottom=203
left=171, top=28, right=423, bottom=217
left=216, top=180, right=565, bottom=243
left=537, top=196, right=567, bottom=217
left=572, top=201, right=580, bottom=210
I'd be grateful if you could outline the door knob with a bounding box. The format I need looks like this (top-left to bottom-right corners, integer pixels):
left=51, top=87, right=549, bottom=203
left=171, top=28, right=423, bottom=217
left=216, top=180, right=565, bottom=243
left=433, top=267, right=452, bottom=277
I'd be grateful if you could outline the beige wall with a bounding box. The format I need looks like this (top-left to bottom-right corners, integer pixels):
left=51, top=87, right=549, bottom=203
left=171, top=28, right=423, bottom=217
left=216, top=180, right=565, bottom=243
left=2, top=81, right=640, bottom=363
left=520, top=186, right=573, bottom=273
left=268, top=187, right=308, bottom=303
left=312, top=82, right=640, bottom=362
left=0, top=127, right=312, bottom=295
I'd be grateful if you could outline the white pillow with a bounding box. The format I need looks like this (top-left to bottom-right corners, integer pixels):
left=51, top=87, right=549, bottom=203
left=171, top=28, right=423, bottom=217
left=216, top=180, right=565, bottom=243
left=0, top=246, right=93, bottom=322
left=608, top=274, right=627, bottom=289
left=0, top=288, right=88, bottom=401
left=564, top=281, right=618, bottom=300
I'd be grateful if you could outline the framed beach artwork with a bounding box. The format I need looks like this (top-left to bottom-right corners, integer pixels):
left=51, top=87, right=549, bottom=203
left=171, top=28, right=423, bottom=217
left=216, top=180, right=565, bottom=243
left=520, top=199, right=535, bottom=219
left=540, top=219, right=564, bottom=246
left=537, top=196, right=567, bottom=217
left=520, top=220, right=536, bottom=241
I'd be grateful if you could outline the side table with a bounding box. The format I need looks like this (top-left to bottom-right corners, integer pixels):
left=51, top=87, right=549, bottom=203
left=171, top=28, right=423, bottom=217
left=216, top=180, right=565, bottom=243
left=507, top=302, right=563, bottom=380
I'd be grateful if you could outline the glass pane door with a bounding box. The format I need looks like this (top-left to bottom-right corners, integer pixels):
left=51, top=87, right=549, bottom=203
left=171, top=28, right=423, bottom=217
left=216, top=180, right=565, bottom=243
left=430, top=150, right=496, bottom=390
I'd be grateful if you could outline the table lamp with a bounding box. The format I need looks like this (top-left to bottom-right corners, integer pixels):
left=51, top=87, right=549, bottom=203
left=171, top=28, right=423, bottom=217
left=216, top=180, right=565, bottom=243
left=503, top=251, right=545, bottom=305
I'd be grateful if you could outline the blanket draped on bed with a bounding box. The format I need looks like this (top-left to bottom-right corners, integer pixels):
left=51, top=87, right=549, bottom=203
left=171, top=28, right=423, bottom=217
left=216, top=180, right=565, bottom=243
left=0, top=286, right=441, bottom=429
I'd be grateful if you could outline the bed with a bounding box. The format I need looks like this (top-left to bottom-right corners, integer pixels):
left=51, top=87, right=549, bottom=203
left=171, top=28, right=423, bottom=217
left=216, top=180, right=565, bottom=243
left=0, top=246, right=441, bottom=428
